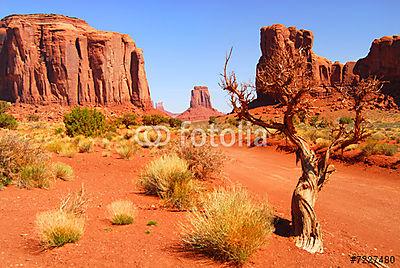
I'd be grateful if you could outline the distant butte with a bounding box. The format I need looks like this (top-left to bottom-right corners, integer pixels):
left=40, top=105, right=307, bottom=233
left=177, top=86, right=224, bottom=121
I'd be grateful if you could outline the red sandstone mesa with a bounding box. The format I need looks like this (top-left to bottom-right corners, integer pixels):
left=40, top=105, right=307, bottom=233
left=254, top=24, right=399, bottom=107
left=0, top=14, right=152, bottom=109
left=354, top=35, right=400, bottom=104
left=177, top=86, right=223, bottom=121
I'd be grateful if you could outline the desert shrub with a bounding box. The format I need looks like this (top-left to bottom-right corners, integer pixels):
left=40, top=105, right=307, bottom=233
left=18, top=164, right=52, bottom=189
left=169, top=118, right=183, bottom=128
left=27, top=114, right=40, bottom=122
left=339, top=116, right=354, bottom=125
left=147, top=220, right=157, bottom=226
left=0, top=113, right=17, bottom=129
left=182, top=186, right=274, bottom=265
left=0, top=133, right=49, bottom=186
left=174, top=142, right=225, bottom=180
left=226, top=117, right=239, bottom=127
left=59, top=143, right=78, bottom=158
left=52, top=162, right=74, bottom=181
left=369, top=131, right=386, bottom=141
left=107, top=200, right=138, bottom=225
left=135, top=129, right=168, bottom=148
left=76, top=137, right=94, bottom=153
left=120, top=113, right=138, bottom=128
left=123, top=129, right=135, bottom=140
left=139, top=154, right=198, bottom=209
left=344, top=144, right=359, bottom=151
left=36, top=188, right=87, bottom=248
left=100, top=138, right=111, bottom=149
left=0, top=101, right=11, bottom=113
left=116, top=141, right=137, bottom=160
left=64, top=107, right=106, bottom=137
left=208, top=116, right=217, bottom=125
left=36, top=210, right=85, bottom=248
left=315, top=138, right=331, bottom=150
left=142, top=114, right=168, bottom=126
left=361, top=141, right=398, bottom=156
left=54, top=127, right=64, bottom=135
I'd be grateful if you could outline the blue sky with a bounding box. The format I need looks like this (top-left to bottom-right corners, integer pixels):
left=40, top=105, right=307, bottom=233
left=1, top=0, right=399, bottom=113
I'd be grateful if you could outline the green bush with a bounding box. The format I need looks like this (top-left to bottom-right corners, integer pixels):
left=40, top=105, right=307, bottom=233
left=120, top=113, right=138, bottom=128
left=64, top=108, right=106, bottom=137
left=169, top=118, right=182, bottom=128
left=339, top=116, right=353, bottom=125
left=142, top=114, right=168, bottom=126
left=0, top=101, right=11, bottom=113
left=0, top=113, right=17, bottom=129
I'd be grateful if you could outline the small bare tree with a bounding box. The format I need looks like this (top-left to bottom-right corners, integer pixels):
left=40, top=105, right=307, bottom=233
left=220, top=47, right=381, bottom=254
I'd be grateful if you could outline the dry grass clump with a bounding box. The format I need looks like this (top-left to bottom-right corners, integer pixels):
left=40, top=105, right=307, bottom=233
left=361, top=140, right=398, bottom=156
left=18, top=164, right=52, bottom=189
left=36, top=210, right=85, bottom=247
left=0, top=133, right=49, bottom=188
left=173, top=142, right=226, bottom=180
left=78, top=140, right=94, bottom=153
left=139, top=154, right=199, bottom=209
left=36, top=188, right=87, bottom=248
left=59, top=143, right=78, bottom=158
left=182, top=186, right=274, bottom=265
left=116, top=141, right=137, bottom=160
left=52, top=162, right=74, bottom=181
left=47, top=139, right=78, bottom=158
left=107, top=200, right=138, bottom=225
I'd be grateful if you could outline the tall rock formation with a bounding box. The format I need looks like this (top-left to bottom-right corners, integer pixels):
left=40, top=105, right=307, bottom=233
left=254, top=24, right=398, bottom=107
left=177, top=86, right=223, bottom=121
left=190, top=86, right=212, bottom=109
left=0, top=14, right=152, bottom=109
left=354, top=35, right=400, bottom=105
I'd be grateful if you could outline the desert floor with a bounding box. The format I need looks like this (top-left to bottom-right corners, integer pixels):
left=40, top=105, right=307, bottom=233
left=0, top=145, right=399, bottom=267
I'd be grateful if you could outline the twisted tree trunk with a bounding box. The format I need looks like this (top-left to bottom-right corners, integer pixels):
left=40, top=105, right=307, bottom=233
left=291, top=170, right=324, bottom=253
left=284, top=115, right=325, bottom=254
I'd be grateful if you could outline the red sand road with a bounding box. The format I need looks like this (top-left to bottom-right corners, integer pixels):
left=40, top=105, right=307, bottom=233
left=0, top=146, right=399, bottom=267
left=222, top=146, right=400, bottom=267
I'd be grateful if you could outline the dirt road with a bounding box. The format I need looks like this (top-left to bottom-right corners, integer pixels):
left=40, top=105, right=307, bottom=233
left=223, top=146, right=400, bottom=267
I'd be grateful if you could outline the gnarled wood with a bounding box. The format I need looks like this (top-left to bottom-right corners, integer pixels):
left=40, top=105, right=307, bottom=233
left=220, top=48, right=382, bottom=254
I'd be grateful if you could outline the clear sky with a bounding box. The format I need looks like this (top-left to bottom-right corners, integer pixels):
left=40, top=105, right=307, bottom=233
left=1, top=0, right=399, bottom=113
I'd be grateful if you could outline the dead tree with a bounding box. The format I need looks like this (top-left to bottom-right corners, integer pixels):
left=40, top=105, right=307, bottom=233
left=220, top=47, right=381, bottom=254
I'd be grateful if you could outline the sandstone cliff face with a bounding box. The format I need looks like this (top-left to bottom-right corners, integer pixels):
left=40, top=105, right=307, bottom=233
left=354, top=36, right=400, bottom=104
left=257, top=24, right=335, bottom=88
left=177, top=86, right=223, bottom=121
left=254, top=24, right=400, bottom=107
left=255, top=24, right=339, bottom=105
left=0, top=14, right=152, bottom=109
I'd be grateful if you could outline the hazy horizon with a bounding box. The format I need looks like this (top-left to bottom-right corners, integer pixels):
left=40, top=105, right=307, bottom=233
left=1, top=0, right=399, bottom=113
